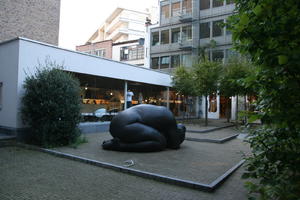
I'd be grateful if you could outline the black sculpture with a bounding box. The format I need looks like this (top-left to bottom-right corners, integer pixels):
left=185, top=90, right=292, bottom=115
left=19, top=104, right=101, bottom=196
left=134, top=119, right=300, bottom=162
left=102, top=104, right=186, bottom=152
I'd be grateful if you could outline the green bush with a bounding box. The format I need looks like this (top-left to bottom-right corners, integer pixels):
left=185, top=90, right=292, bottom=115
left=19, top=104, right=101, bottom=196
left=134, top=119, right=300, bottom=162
left=21, top=61, right=82, bottom=147
left=228, top=0, right=300, bottom=199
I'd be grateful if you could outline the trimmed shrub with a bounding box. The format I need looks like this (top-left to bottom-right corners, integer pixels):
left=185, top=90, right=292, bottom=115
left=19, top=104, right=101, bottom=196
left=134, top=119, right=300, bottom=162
left=21, top=61, right=81, bottom=147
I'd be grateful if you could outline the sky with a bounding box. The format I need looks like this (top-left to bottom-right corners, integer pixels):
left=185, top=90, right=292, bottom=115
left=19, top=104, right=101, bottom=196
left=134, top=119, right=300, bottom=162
left=59, top=0, right=159, bottom=50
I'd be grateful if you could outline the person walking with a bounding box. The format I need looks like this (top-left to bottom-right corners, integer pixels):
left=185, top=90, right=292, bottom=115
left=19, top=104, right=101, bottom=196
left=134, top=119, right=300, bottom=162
left=126, top=89, right=134, bottom=108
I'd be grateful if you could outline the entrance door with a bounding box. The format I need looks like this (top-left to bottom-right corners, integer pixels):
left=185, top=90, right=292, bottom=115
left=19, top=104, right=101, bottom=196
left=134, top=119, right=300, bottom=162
left=220, top=96, right=231, bottom=119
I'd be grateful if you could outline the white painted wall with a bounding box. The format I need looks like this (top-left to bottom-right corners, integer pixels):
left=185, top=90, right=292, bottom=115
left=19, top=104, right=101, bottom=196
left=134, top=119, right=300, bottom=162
left=201, top=95, right=220, bottom=119
left=0, top=37, right=172, bottom=129
left=0, top=40, right=20, bottom=128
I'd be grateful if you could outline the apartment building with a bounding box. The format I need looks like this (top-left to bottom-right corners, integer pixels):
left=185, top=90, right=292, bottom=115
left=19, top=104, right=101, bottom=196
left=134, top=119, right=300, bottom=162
left=0, top=0, right=61, bottom=45
left=76, top=8, right=154, bottom=66
left=147, top=0, right=235, bottom=73
left=145, top=0, right=237, bottom=119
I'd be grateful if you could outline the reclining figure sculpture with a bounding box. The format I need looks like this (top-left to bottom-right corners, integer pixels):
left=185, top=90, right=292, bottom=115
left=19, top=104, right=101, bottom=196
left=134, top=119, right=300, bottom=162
left=102, top=104, right=186, bottom=152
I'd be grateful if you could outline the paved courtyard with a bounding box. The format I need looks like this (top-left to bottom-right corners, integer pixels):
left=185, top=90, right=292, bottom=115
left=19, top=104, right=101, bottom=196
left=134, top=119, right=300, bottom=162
left=0, top=125, right=252, bottom=200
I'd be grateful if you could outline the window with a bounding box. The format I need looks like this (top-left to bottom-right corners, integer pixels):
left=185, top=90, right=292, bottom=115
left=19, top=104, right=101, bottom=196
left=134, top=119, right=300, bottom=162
left=171, top=55, right=180, bottom=68
left=182, top=25, right=192, bottom=41
left=152, top=32, right=159, bottom=46
left=226, top=0, right=234, bottom=4
left=161, top=5, right=170, bottom=19
left=94, top=49, right=106, bottom=57
left=171, top=28, right=180, bottom=43
left=200, top=0, right=210, bottom=10
left=160, top=56, right=170, bottom=69
left=120, top=47, right=129, bottom=61
left=161, top=30, right=170, bottom=44
left=225, top=49, right=238, bottom=60
left=0, top=82, right=2, bottom=110
left=181, top=54, right=192, bottom=67
left=121, top=45, right=144, bottom=61
left=151, top=57, right=159, bottom=69
left=212, top=50, right=224, bottom=62
left=212, top=20, right=224, bottom=37
left=171, top=2, right=180, bottom=17
left=200, top=22, right=210, bottom=39
left=213, top=0, right=224, bottom=7
left=182, top=0, right=192, bottom=14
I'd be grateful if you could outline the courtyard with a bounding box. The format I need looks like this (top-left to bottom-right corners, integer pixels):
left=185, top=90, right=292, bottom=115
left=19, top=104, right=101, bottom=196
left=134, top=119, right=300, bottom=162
left=0, top=121, right=251, bottom=200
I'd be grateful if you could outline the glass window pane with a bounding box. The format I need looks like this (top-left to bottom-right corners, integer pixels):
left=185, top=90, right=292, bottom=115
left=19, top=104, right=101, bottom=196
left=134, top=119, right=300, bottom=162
left=200, top=0, right=210, bottom=10
left=152, top=32, right=159, bottom=46
left=226, top=0, right=234, bottom=4
left=200, top=22, right=210, bottom=39
left=182, top=0, right=192, bottom=14
left=151, top=57, right=159, bottom=69
left=120, top=47, right=128, bottom=61
left=160, top=56, right=170, bottom=69
left=171, top=55, right=180, bottom=68
left=161, top=5, right=170, bottom=19
left=212, top=50, right=224, bottom=62
left=161, top=30, right=170, bottom=44
left=213, top=0, right=224, bottom=7
left=171, top=28, right=180, bottom=43
left=181, top=54, right=192, bottom=67
left=171, top=2, right=180, bottom=17
left=182, top=25, right=192, bottom=41
left=212, top=20, right=224, bottom=37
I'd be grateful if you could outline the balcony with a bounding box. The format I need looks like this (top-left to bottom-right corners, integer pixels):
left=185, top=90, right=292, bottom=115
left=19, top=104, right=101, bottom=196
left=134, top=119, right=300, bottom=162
left=179, top=39, right=193, bottom=50
left=179, top=9, right=193, bottom=22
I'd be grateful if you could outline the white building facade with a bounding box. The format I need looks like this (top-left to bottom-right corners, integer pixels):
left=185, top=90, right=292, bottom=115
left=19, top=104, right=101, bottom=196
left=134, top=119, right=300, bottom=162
left=0, top=37, right=172, bottom=135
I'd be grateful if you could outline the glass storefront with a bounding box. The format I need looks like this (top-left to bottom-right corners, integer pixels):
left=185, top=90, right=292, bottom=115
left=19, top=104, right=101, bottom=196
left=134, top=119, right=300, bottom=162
left=73, top=72, right=199, bottom=121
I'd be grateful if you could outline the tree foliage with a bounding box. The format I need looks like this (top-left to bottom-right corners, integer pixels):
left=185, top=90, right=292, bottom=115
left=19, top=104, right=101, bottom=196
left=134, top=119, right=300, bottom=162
left=21, top=60, right=82, bottom=147
left=228, top=0, right=300, bottom=199
left=219, top=57, right=254, bottom=98
left=172, top=66, right=195, bottom=96
left=172, top=61, right=222, bottom=126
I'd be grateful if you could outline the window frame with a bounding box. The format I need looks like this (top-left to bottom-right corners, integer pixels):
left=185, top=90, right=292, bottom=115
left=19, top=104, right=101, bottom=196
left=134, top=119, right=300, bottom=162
left=200, top=22, right=211, bottom=39
left=212, top=19, right=224, bottom=37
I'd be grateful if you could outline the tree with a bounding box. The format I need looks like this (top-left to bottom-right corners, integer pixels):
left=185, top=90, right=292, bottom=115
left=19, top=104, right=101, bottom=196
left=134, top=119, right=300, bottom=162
left=172, top=66, right=196, bottom=119
left=193, top=61, right=222, bottom=126
left=21, top=60, right=82, bottom=147
left=172, top=61, right=222, bottom=126
left=172, top=66, right=195, bottom=97
left=228, top=0, right=300, bottom=199
left=219, top=57, right=255, bottom=123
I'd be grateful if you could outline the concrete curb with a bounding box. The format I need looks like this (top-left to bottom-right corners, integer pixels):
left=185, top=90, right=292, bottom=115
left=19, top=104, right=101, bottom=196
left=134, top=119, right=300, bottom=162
left=8, top=143, right=244, bottom=192
left=186, top=124, right=235, bottom=133
left=185, top=134, right=239, bottom=144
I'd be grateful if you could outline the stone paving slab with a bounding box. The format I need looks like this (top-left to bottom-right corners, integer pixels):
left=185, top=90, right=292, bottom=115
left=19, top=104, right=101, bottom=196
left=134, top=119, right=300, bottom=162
left=186, top=128, right=240, bottom=140
left=0, top=147, right=249, bottom=200
left=53, top=132, right=250, bottom=185
left=179, top=119, right=234, bottom=133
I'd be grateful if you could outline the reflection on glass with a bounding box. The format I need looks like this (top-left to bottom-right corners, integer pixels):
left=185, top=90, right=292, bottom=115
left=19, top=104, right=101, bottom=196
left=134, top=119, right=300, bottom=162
left=152, top=32, right=159, bottom=46
left=161, top=30, right=170, bottom=44
left=161, top=5, right=170, bottom=19
left=212, top=20, right=224, bottom=37
left=160, top=56, right=170, bottom=69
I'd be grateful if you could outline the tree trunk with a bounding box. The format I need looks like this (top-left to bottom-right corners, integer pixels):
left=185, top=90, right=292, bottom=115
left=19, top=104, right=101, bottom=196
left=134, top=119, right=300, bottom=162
left=236, top=96, right=239, bottom=128
left=226, top=97, right=230, bottom=123
left=244, top=95, right=247, bottom=125
left=205, top=95, right=208, bottom=126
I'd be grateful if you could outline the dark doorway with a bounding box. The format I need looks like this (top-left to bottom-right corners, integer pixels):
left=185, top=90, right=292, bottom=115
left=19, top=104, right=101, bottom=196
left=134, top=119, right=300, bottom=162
left=220, top=96, right=231, bottom=119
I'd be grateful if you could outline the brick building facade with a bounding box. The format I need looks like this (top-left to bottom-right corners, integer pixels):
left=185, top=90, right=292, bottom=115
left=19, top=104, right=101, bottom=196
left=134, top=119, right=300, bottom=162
left=0, top=0, right=61, bottom=45
left=76, top=40, right=113, bottom=59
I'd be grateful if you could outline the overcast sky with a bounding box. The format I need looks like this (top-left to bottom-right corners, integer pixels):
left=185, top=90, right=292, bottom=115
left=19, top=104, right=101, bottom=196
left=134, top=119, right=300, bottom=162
left=59, top=0, right=158, bottom=50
